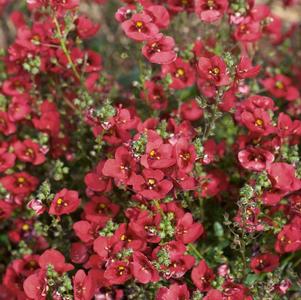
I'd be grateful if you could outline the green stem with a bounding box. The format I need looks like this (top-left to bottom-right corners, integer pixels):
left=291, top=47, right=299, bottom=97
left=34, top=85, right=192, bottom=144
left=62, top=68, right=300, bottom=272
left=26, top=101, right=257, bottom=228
left=53, top=16, right=81, bottom=81
left=188, top=243, right=203, bottom=260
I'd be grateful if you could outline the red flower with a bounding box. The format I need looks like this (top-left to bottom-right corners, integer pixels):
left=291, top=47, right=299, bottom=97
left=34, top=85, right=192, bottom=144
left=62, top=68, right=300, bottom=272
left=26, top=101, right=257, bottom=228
left=8, top=96, right=31, bottom=122
left=84, top=161, right=112, bottom=193
left=0, top=111, right=16, bottom=136
left=222, top=281, right=252, bottom=300
left=167, top=0, right=195, bottom=12
left=267, top=163, right=301, bottom=192
left=198, top=56, right=231, bottom=86
left=73, top=270, right=96, bottom=300
left=180, top=99, right=203, bottom=121
left=76, top=16, right=100, bottom=39
left=141, top=137, right=175, bottom=169
left=0, top=200, right=14, bottom=220
left=102, top=146, right=136, bottom=184
left=142, top=34, right=177, bottom=65
left=84, top=195, right=119, bottom=223
left=236, top=56, right=261, bottom=79
left=129, top=210, right=161, bottom=243
left=141, top=81, right=168, bottom=110
left=0, top=152, right=15, bottom=173
left=275, top=218, right=301, bottom=253
left=175, top=138, right=197, bottom=173
left=175, top=213, right=204, bottom=244
left=39, top=249, right=74, bottom=273
left=145, top=5, right=170, bottom=29
left=27, top=0, right=79, bottom=12
left=238, top=147, right=274, bottom=171
left=104, top=261, right=131, bottom=285
left=234, top=18, right=262, bottom=42
left=261, top=74, right=299, bottom=101
left=198, top=170, right=228, bottom=197
left=191, top=259, right=215, bottom=291
left=23, top=269, right=47, bottom=300
left=121, top=13, right=159, bottom=41
left=156, top=283, right=190, bottom=300
left=74, top=220, right=105, bottom=244
left=250, top=253, right=279, bottom=273
left=13, top=139, right=46, bottom=165
left=241, top=108, right=275, bottom=136
left=130, top=169, right=173, bottom=200
left=131, top=252, right=160, bottom=284
left=93, top=235, right=115, bottom=259
left=33, top=101, right=60, bottom=137
left=70, top=242, right=89, bottom=264
left=0, top=172, right=39, bottom=195
left=162, top=57, right=196, bottom=90
left=195, top=0, right=228, bottom=23
left=49, top=188, right=80, bottom=216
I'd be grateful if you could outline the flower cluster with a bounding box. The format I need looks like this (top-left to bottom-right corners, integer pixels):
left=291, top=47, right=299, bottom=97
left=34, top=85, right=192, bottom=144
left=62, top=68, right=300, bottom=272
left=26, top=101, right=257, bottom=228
left=0, top=0, right=301, bottom=299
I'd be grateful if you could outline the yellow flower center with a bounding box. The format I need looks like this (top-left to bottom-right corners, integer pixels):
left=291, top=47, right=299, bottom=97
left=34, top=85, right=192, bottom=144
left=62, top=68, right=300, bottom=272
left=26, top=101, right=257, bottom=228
left=22, top=224, right=30, bottom=231
left=275, top=81, right=284, bottom=89
left=136, top=21, right=143, bottom=32
left=57, top=198, right=63, bottom=205
left=148, top=178, right=156, bottom=186
left=176, top=68, right=185, bottom=78
left=255, top=119, right=264, bottom=127
left=17, top=177, right=25, bottom=183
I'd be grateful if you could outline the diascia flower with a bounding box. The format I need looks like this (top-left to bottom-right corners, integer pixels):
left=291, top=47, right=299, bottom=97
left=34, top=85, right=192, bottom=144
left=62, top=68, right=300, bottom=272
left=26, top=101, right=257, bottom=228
left=27, top=0, right=80, bottom=11
left=0, top=172, right=38, bottom=196
left=250, top=253, right=279, bottom=273
left=102, top=146, right=137, bottom=184
left=141, top=136, right=176, bottom=169
left=73, top=270, right=96, bottom=300
left=275, top=218, right=301, bottom=253
left=261, top=74, right=300, bottom=101
left=162, top=57, right=196, bottom=90
left=38, top=249, right=74, bottom=273
left=191, top=259, right=215, bottom=291
left=0, top=111, right=16, bottom=136
left=142, top=34, right=177, bottom=65
left=156, top=283, right=190, bottom=300
left=121, top=13, right=159, bottom=41
left=0, top=152, right=15, bottom=173
left=8, top=96, right=31, bottom=122
left=76, top=16, right=100, bottom=39
left=238, top=147, right=274, bottom=171
left=84, top=160, right=112, bottom=193
left=175, top=213, right=204, bottom=244
left=144, top=5, right=170, bottom=29
left=130, top=169, right=173, bottom=200
left=141, top=80, right=168, bottom=110
left=236, top=56, right=261, bottom=79
left=195, top=0, right=228, bottom=23
left=49, top=188, right=80, bottom=216
left=131, top=252, right=160, bottom=284
left=267, top=162, right=301, bottom=192
left=180, top=99, right=203, bottom=121
left=198, top=55, right=231, bottom=86
left=103, top=260, right=131, bottom=285
left=240, top=108, right=275, bottom=136
left=167, top=0, right=195, bottom=12
left=175, top=138, right=197, bottom=173
left=13, top=139, right=46, bottom=165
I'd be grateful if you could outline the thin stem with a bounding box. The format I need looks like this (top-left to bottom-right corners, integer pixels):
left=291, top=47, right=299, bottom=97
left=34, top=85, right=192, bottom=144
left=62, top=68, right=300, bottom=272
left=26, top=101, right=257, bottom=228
left=53, top=16, right=81, bottom=81
left=188, top=243, right=203, bottom=260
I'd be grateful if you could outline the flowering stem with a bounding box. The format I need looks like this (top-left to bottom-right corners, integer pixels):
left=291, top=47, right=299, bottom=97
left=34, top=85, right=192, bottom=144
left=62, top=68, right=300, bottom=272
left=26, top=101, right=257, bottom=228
left=188, top=243, right=203, bottom=260
left=53, top=16, right=81, bottom=81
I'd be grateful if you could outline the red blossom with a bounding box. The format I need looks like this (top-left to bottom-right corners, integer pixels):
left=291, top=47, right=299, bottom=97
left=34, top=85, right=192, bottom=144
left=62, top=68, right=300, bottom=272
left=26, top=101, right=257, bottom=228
left=191, top=260, right=215, bottom=291
left=49, top=188, right=80, bottom=216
